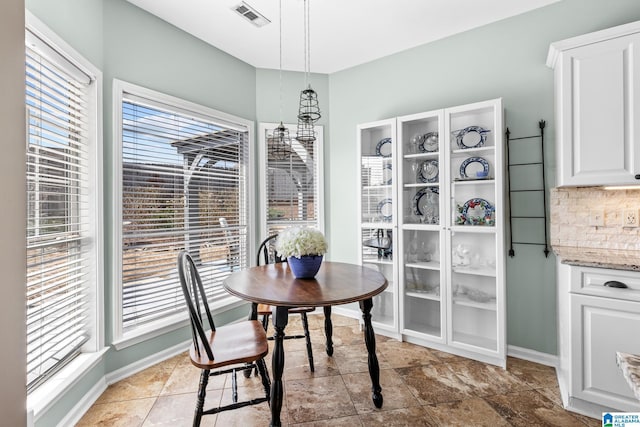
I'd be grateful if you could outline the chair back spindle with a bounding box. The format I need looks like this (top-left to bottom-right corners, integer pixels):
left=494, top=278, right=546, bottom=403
left=178, top=250, right=216, bottom=361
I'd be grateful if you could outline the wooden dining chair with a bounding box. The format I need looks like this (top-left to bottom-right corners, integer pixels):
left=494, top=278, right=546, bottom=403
left=177, top=251, right=270, bottom=426
left=256, top=234, right=316, bottom=372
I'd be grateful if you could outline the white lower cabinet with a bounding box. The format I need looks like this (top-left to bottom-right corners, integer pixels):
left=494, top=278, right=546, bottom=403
left=557, top=264, right=640, bottom=416
left=571, top=294, right=640, bottom=411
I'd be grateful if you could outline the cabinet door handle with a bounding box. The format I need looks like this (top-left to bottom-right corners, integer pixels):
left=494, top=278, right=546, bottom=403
left=604, top=280, right=628, bottom=289
left=635, top=174, right=640, bottom=180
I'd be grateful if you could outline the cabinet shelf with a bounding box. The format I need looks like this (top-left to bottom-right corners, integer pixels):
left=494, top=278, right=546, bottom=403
left=405, top=290, right=440, bottom=301
left=362, top=184, right=393, bottom=190
left=362, top=257, right=393, bottom=266
left=403, top=323, right=441, bottom=338
left=450, top=225, right=496, bottom=233
left=451, top=146, right=495, bottom=156
left=452, top=332, right=497, bottom=351
left=404, top=152, right=439, bottom=160
left=452, top=296, right=496, bottom=311
left=405, top=260, right=440, bottom=270
left=361, top=222, right=394, bottom=229
left=452, top=266, right=496, bottom=277
left=453, top=179, right=495, bottom=186
left=404, top=183, right=439, bottom=188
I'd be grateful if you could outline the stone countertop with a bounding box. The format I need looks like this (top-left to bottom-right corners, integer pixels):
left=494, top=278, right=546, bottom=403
left=552, top=246, right=640, bottom=272
left=617, top=352, right=640, bottom=402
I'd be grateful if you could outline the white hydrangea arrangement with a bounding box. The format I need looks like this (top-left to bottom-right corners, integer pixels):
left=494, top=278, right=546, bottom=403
left=276, top=227, right=327, bottom=259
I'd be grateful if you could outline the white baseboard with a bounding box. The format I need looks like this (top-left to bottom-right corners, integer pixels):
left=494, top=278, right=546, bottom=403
left=105, top=339, right=191, bottom=385
left=56, top=377, right=107, bottom=427
left=507, top=345, right=559, bottom=368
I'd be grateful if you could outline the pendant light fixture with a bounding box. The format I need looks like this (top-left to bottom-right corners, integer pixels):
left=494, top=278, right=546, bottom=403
left=296, top=0, right=320, bottom=144
left=269, top=0, right=291, bottom=160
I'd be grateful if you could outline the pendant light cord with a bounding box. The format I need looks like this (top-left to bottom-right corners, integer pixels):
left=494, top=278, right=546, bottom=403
left=279, top=0, right=283, bottom=122
left=304, top=0, right=309, bottom=87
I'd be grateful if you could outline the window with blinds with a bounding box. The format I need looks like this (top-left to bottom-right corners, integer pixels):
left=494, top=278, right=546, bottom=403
left=116, top=84, right=250, bottom=335
left=260, top=123, right=324, bottom=238
left=25, top=34, right=96, bottom=390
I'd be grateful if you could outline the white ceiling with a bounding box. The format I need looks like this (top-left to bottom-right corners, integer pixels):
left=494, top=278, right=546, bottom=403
left=126, top=0, right=561, bottom=74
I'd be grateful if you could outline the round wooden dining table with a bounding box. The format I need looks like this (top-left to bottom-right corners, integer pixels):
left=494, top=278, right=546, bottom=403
left=223, top=261, right=388, bottom=427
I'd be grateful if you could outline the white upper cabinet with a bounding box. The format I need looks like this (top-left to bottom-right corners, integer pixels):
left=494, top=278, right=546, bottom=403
left=547, top=21, right=640, bottom=187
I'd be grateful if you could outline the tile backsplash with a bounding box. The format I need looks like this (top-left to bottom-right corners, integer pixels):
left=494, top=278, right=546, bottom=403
left=550, top=187, right=640, bottom=251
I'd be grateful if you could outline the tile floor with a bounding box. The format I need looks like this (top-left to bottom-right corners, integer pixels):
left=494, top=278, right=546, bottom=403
left=78, top=314, right=600, bottom=426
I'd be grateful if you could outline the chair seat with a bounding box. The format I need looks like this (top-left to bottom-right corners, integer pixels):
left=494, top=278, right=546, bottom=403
left=189, top=320, right=269, bottom=370
left=257, top=303, right=315, bottom=316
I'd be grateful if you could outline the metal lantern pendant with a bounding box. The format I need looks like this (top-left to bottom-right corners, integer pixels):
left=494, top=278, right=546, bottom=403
left=296, top=117, right=315, bottom=143
left=269, top=121, right=290, bottom=160
left=297, top=85, right=321, bottom=123
left=296, top=0, right=320, bottom=144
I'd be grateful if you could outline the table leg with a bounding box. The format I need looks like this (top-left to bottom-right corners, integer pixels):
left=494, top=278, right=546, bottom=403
left=323, top=306, right=334, bottom=356
left=359, top=298, right=383, bottom=408
left=270, top=306, right=288, bottom=427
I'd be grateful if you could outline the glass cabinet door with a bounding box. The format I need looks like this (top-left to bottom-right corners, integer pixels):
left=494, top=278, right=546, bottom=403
left=355, top=119, right=398, bottom=333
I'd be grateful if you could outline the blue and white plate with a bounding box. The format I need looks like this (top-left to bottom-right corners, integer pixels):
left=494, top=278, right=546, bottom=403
left=452, top=126, right=490, bottom=149
left=375, top=137, right=393, bottom=157
left=419, top=132, right=439, bottom=153
left=377, top=198, right=393, bottom=221
left=418, top=159, right=439, bottom=183
left=459, top=157, right=490, bottom=179
left=412, top=187, right=439, bottom=218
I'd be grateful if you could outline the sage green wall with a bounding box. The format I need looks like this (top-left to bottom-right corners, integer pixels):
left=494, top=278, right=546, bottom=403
left=327, top=0, right=640, bottom=355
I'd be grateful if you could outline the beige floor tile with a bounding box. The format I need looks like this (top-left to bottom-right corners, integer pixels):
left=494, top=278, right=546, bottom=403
left=452, top=360, right=530, bottom=397
left=76, top=397, right=156, bottom=427
left=332, top=343, right=391, bottom=375
left=159, top=356, right=227, bottom=396
left=507, top=356, right=559, bottom=389
left=281, top=348, right=341, bottom=380
left=290, top=414, right=363, bottom=426
left=142, top=392, right=219, bottom=427
left=378, top=339, right=440, bottom=368
left=396, top=364, right=472, bottom=405
left=357, top=406, right=435, bottom=426
left=96, top=361, right=177, bottom=404
left=342, top=369, right=420, bottom=414
left=285, top=375, right=357, bottom=423
left=484, top=390, right=587, bottom=427
left=424, top=398, right=510, bottom=426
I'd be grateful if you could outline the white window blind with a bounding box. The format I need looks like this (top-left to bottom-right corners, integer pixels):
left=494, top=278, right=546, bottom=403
left=262, top=124, right=323, bottom=237
left=119, top=91, right=249, bottom=333
left=25, top=41, right=92, bottom=390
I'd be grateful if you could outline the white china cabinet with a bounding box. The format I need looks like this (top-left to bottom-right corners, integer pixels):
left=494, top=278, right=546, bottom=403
left=547, top=21, right=640, bottom=187
left=399, top=98, right=506, bottom=367
left=345, top=99, right=506, bottom=366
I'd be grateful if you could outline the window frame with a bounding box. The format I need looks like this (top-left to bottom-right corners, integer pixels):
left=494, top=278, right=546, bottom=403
left=25, top=9, right=105, bottom=415
left=258, top=122, right=325, bottom=240
left=112, top=79, right=255, bottom=349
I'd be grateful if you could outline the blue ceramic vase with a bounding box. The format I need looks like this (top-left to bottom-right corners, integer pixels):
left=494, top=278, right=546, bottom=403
left=287, top=255, right=323, bottom=279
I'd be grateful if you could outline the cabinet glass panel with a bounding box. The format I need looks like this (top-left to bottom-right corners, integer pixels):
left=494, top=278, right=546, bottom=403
left=371, top=291, right=394, bottom=327
left=360, top=127, right=393, bottom=225
left=449, top=107, right=496, bottom=151
left=404, top=297, right=441, bottom=338
left=451, top=305, right=497, bottom=351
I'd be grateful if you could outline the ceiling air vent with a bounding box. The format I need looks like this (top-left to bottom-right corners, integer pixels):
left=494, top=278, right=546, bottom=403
left=232, top=2, right=271, bottom=27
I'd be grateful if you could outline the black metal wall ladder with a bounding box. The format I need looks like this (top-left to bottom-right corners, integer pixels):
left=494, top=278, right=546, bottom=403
left=505, top=120, right=550, bottom=258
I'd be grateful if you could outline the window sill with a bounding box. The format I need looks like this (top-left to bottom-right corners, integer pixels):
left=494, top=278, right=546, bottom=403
left=112, top=296, right=246, bottom=350
left=27, top=347, right=109, bottom=422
